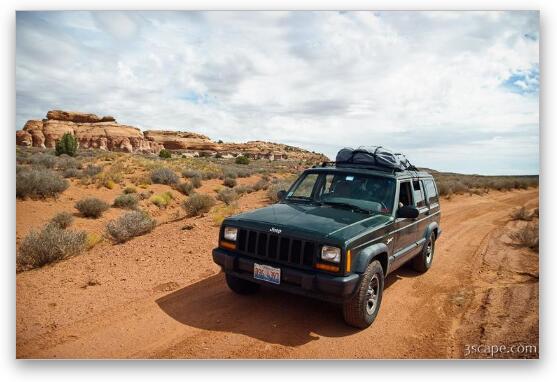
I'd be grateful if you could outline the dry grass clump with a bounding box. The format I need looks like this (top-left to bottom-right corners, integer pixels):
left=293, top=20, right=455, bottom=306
left=510, top=223, right=539, bottom=253
left=150, top=167, right=179, bottom=185
left=217, top=188, right=238, bottom=205
left=106, top=210, right=156, bottom=243
left=253, top=178, right=270, bottom=191
left=17, top=224, right=86, bottom=270
left=113, top=194, right=139, bottom=209
left=75, top=197, right=110, bottom=218
left=16, top=169, right=69, bottom=199
left=183, top=193, right=216, bottom=216
left=234, top=184, right=254, bottom=195
left=49, top=212, right=74, bottom=229
left=63, top=167, right=82, bottom=178
left=182, top=169, right=201, bottom=179
left=84, top=164, right=102, bottom=177
left=150, top=191, right=174, bottom=208
left=86, top=232, right=103, bottom=249
left=28, top=152, right=58, bottom=169
left=211, top=204, right=239, bottom=226
left=510, top=206, right=533, bottom=221
left=123, top=186, right=137, bottom=194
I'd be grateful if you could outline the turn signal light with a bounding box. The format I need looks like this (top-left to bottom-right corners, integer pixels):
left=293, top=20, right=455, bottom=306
left=219, top=240, right=236, bottom=250
left=315, top=262, right=340, bottom=272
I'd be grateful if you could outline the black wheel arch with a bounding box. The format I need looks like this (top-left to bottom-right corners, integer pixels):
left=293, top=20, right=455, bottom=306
left=352, top=243, right=389, bottom=276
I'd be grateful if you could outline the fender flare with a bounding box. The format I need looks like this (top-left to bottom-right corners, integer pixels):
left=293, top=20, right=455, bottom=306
left=352, top=243, right=389, bottom=274
left=424, top=221, right=439, bottom=240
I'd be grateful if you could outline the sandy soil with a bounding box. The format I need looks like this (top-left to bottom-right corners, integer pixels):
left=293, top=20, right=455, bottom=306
left=16, top=187, right=538, bottom=359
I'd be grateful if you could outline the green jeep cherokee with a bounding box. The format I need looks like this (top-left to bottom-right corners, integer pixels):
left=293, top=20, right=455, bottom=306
left=212, top=161, right=441, bottom=328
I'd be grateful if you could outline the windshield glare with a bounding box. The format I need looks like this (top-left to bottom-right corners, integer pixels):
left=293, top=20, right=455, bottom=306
left=286, top=172, right=395, bottom=215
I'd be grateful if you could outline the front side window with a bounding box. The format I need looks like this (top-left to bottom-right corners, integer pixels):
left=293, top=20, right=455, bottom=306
left=286, top=171, right=396, bottom=215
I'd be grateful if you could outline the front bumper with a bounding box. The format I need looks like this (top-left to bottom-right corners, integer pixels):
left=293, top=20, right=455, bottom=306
left=212, top=247, right=361, bottom=303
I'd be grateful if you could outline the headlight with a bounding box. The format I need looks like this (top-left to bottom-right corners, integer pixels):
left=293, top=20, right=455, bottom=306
left=321, top=246, right=341, bottom=263
left=223, top=227, right=238, bottom=241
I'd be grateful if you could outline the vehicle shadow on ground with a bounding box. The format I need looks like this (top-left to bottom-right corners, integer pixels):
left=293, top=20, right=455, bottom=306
left=156, top=267, right=422, bottom=347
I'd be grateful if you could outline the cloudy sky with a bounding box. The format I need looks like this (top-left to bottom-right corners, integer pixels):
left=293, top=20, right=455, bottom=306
left=16, top=11, right=539, bottom=174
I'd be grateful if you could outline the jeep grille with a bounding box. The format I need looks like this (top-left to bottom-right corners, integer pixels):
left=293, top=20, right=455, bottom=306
left=236, top=228, right=316, bottom=269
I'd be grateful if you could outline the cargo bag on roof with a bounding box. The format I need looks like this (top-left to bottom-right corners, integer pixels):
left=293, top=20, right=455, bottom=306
left=335, top=146, right=412, bottom=171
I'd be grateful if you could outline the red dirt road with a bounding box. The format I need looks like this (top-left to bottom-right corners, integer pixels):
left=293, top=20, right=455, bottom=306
left=16, top=188, right=539, bottom=359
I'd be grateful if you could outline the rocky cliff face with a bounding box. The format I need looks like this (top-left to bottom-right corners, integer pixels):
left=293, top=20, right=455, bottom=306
left=16, top=110, right=328, bottom=162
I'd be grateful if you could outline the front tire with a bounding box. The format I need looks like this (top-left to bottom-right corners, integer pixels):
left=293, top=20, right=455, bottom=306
left=342, top=260, right=384, bottom=329
left=412, top=233, right=435, bottom=273
left=225, top=273, right=260, bottom=295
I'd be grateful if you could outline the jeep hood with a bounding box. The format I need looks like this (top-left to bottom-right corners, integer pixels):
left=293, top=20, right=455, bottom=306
left=226, top=202, right=393, bottom=243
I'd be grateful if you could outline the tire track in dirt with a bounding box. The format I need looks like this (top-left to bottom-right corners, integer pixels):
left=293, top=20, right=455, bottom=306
left=16, top=188, right=538, bottom=359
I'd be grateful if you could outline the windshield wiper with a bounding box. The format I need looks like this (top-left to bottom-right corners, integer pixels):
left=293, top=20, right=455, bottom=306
left=285, top=196, right=319, bottom=204
left=322, top=201, right=373, bottom=214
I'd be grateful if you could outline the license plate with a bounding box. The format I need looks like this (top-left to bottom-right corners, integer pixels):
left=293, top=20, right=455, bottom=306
left=253, top=263, right=281, bottom=285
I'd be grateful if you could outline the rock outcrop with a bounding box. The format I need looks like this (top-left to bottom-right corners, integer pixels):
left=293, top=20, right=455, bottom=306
left=16, top=110, right=328, bottom=162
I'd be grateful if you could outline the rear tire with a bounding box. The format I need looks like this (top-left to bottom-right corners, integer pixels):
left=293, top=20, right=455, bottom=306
left=225, top=273, right=260, bottom=295
left=342, top=260, right=384, bottom=329
left=412, top=233, right=436, bottom=273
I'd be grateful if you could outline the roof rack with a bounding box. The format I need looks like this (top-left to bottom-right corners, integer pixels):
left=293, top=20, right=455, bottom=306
left=313, top=161, right=420, bottom=174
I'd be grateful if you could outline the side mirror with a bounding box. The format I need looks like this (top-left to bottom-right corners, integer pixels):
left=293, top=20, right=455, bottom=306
left=396, top=205, right=419, bottom=219
left=277, top=190, right=287, bottom=201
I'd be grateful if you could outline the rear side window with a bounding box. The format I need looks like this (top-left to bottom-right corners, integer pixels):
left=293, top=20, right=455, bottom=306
left=424, top=179, right=439, bottom=204
left=412, top=180, right=426, bottom=208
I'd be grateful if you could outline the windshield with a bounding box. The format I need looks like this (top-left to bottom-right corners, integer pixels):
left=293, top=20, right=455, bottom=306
left=285, top=171, right=396, bottom=215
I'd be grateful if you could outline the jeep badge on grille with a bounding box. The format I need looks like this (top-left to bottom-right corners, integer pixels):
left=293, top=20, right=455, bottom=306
left=269, top=227, right=282, bottom=235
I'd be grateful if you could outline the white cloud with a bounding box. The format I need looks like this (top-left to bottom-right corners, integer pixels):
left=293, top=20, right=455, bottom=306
left=16, top=11, right=539, bottom=174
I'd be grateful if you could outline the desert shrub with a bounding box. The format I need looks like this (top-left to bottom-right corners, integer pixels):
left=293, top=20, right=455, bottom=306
left=159, top=148, right=172, bottom=159
left=267, top=180, right=291, bottom=203
left=106, top=211, right=156, bottom=243
left=84, top=164, right=102, bottom=177
left=123, top=186, right=137, bottom=194
left=222, top=168, right=238, bottom=179
left=201, top=171, right=220, bottom=180
left=138, top=190, right=154, bottom=200
left=29, top=152, right=58, bottom=169
left=75, top=197, right=110, bottom=218
left=510, top=206, right=533, bottom=221
left=236, top=168, right=252, bottom=178
left=235, top=155, right=250, bottom=165
left=49, top=212, right=74, bottom=229
left=223, top=177, right=237, bottom=188
left=191, top=175, right=202, bottom=188
left=63, top=167, right=82, bottom=178
left=182, top=194, right=216, bottom=216
left=175, top=181, right=194, bottom=196
left=55, top=133, right=78, bottom=157
left=113, top=194, right=139, bottom=209
left=150, top=191, right=174, bottom=208
left=17, top=224, right=86, bottom=270
left=16, top=169, right=69, bottom=199
left=253, top=179, right=269, bottom=191
left=234, top=184, right=254, bottom=195
left=150, top=167, right=179, bottom=185
left=510, top=223, right=539, bottom=252
left=182, top=169, right=201, bottom=178
left=217, top=188, right=238, bottom=205
left=57, top=155, right=81, bottom=170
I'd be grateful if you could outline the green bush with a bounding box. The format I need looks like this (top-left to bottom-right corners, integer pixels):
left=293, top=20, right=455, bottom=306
left=235, top=155, right=250, bottom=165
left=182, top=194, right=216, bottom=216
left=159, top=148, right=172, bottom=159
left=55, top=133, right=78, bottom=157
left=75, top=197, right=110, bottom=218
left=49, top=212, right=74, bottom=229
left=113, top=194, right=139, bottom=209
left=17, top=224, right=86, bottom=270
left=223, top=177, right=237, bottom=188
left=16, top=169, right=69, bottom=199
left=217, top=188, right=238, bottom=205
left=123, top=186, right=137, bottom=194
left=106, top=210, right=156, bottom=243
left=150, top=167, right=179, bottom=185
left=176, top=181, right=194, bottom=195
